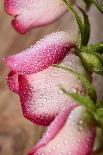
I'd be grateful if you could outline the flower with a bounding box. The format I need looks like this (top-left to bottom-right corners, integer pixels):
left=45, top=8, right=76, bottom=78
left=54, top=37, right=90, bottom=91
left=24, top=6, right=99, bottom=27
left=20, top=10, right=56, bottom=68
left=4, top=31, right=96, bottom=154
left=4, top=0, right=75, bottom=34
left=28, top=106, right=95, bottom=155
left=4, top=31, right=87, bottom=126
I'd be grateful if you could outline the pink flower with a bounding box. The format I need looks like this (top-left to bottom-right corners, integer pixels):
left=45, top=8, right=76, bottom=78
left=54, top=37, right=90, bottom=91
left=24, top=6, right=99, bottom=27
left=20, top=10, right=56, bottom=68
left=28, top=106, right=95, bottom=155
left=4, top=31, right=96, bottom=154
left=4, top=0, right=75, bottom=34
left=4, top=31, right=87, bottom=126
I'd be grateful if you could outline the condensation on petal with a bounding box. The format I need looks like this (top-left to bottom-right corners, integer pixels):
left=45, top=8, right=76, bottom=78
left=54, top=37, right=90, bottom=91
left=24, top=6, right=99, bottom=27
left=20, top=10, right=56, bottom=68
left=4, top=31, right=75, bottom=75
left=4, top=0, right=75, bottom=33
left=28, top=106, right=96, bottom=155
left=18, top=53, right=87, bottom=126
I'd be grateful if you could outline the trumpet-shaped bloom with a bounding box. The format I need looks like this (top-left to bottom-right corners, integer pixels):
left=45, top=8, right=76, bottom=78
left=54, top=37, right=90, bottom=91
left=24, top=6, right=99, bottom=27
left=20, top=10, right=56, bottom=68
left=4, top=31, right=96, bottom=154
left=4, top=31, right=88, bottom=126
left=4, top=0, right=75, bottom=34
left=28, top=106, right=95, bottom=155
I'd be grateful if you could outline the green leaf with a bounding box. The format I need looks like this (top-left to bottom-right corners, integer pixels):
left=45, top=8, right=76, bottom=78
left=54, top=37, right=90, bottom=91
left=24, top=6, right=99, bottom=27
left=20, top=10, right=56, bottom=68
left=98, top=100, right=103, bottom=107
left=63, top=0, right=90, bottom=46
left=80, top=51, right=103, bottom=76
left=61, top=88, right=96, bottom=115
left=77, top=6, right=90, bottom=46
left=54, top=64, right=96, bottom=101
left=84, top=0, right=103, bottom=13
left=96, top=108, right=103, bottom=118
left=90, top=0, right=103, bottom=13
left=62, top=88, right=103, bottom=130
left=63, top=0, right=84, bottom=46
left=81, top=42, right=103, bottom=54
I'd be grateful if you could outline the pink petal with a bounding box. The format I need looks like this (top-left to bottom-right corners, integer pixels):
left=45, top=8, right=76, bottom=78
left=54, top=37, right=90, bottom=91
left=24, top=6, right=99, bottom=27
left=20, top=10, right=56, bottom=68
left=18, top=53, right=87, bottom=126
left=4, top=0, right=75, bottom=34
left=28, top=106, right=96, bottom=155
left=4, top=31, right=75, bottom=75
left=6, top=71, right=19, bottom=93
left=28, top=104, right=77, bottom=153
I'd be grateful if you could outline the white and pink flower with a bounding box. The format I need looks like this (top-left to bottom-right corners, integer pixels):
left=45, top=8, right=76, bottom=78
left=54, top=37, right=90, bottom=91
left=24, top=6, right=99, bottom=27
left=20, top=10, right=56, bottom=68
left=4, top=0, right=75, bottom=34
left=4, top=31, right=85, bottom=125
left=4, top=31, right=96, bottom=154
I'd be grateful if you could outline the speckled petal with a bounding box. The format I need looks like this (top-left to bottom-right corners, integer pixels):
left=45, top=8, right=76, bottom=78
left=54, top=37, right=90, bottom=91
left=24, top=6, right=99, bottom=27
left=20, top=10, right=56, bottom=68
left=18, top=53, right=87, bottom=126
left=28, top=106, right=95, bottom=155
left=4, top=31, right=75, bottom=75
left=6, top=71, right=19, bottom=93
left=4, top=0, right=75, bottom=34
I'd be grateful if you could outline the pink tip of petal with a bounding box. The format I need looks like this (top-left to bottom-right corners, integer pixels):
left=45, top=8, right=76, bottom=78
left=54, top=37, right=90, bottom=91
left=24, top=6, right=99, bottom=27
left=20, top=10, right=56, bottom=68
left=12, top=18, right=27, bottom=34
left=4, top=31, right=75, bottom=75
left=18, top=74, right=55, bottom=126
left=6, top=71, right=19, bottom=93
left=18, top=73, right=57, bottom=126
left=4, top=0, right=16, bottom=16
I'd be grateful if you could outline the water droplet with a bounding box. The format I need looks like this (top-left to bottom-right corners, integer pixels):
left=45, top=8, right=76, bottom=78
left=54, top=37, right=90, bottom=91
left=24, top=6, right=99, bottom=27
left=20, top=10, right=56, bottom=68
left=69, top=88, right=77, bottom=93
left=68, top=151, right=72, bottom=155
left=64, top=139, right=68, bottom=144
left=79, top=120, right=83, bottom=125
left=44, top=97, right=47, bottom=102
left=59, top=153, right=63, bottom=155
left=52, top=147, right=56, bottom=151
left=40, top=103, right=44, bottom=107
left=49, top=96, right=52, bottom=100
left=40, top=94, right=43, bottom=98
left=79, top=126, right=83, bottom=132
left=58, top=90, right=63, bottom=95
left=41, top=152, right=45, bottom=155
left=57, top=144, right=60, bottom=148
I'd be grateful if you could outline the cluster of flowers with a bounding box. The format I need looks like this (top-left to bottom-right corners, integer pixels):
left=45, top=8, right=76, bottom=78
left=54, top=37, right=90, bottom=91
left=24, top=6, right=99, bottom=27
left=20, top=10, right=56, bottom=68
left=3, top=0, right=103, bottom=155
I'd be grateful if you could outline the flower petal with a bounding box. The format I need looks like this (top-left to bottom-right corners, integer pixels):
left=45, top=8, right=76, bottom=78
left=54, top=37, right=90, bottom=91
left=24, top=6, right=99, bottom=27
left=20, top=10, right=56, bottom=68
left=6, top=71, right=19, bottom=93
left=4, top=31, right=75, bottom=75
left=4, top=0, right=75, bottom=34
left=28, top=106, right=96, bottom=155
left=18, top=53, right=87, bottom=126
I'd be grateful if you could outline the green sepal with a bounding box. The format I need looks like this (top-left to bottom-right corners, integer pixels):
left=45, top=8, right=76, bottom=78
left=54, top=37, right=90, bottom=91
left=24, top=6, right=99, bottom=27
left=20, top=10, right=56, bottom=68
left=80, top=51, right=103, bottom=76
left=81, top=42, right=103, bottom=54
left=83, top=0, right=92, bottom=10
left=54, top=64, right=96, bottom=101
